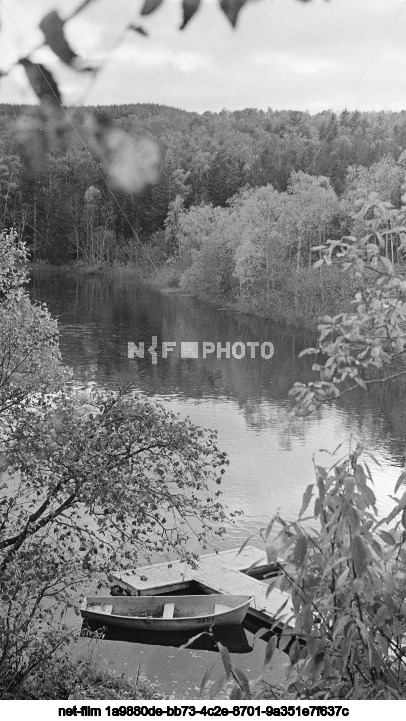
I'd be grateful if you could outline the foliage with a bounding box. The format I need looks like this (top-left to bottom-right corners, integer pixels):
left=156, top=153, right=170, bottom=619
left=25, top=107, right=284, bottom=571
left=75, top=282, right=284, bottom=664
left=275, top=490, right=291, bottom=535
left=0, top=387, right=229, bottom=693
left=0, top=231, right=67, bottom=416
left=175, top=177, right=350, bottom=323
left=290, top=198, right=406, bottom=415
left=344, top=155, right=404, bottom=209
left=180, top=204, right=239, bottom=302
left=204, top=189, right=406, bottom=700
left=3, top=656, right=163, bottom=700
left=257, top=444, right=406, bottom=700
left=282, top=172, right=340, bottom=269
left=207, top=444, right=406, bottom=700
left=248, top=188, right=406, bottom=700
left=2, top=105, right=406, bottom=271
left=0, top=240, right=230, bottom=696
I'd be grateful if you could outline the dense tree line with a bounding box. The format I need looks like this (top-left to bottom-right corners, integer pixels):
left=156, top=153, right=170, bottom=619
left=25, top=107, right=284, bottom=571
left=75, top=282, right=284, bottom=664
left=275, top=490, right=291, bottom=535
left=2, top=103, right=406, bottom=265
left=172, top=154, right=406, bottom=322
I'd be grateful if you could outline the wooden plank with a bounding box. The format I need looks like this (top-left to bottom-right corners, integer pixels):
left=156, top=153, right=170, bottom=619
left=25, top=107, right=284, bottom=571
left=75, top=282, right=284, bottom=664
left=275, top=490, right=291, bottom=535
left=163, top=602, right=175, bottom=619
left=112, top=559, right=193, bottom=595
left=194, top=561, right=293, bottom=628
left=111, top=546, right=273, bottom=593
left=111, top=546, right=292, bottom=628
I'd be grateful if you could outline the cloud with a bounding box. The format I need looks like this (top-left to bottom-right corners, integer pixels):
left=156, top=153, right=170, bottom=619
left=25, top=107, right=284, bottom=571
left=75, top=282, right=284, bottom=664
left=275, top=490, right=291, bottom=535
left=112, top=43, right=212, bottom=73
left=1, top=0, right=406, bottom=113
left=251, top=51, right=335, bottom=77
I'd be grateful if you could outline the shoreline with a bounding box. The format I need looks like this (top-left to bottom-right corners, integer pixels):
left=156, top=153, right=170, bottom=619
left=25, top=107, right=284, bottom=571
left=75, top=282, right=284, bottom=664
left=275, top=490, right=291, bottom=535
left=29, top=261, right=335, bottom=331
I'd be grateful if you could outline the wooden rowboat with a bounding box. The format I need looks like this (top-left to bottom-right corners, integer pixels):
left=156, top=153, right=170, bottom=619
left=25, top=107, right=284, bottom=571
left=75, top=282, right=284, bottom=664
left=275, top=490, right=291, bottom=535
left=81, top=594, right=252, bottom=631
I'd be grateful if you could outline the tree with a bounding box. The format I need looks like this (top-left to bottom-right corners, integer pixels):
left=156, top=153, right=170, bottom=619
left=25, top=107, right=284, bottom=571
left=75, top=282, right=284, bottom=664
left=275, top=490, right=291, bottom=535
left=282, top=172, right=340, bottom=270
left=0, top=231, right=66, bottom=416
left=206, top=196, right=406, bottom=701
left=0, top=0, right=323, bottom=204
left=0, top=237, right=230, bottom=694
left=232, top=185, right=287, bottom=309
left=344, top=155, right=404, bottom=210
left=177, top=203, right=239, bottom=302
left=290, top=199, right=406, bottom=417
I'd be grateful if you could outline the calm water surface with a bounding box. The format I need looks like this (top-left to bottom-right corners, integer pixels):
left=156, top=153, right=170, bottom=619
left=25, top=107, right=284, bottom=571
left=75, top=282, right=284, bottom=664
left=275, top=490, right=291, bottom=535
left=29, top=269, right=406, bottom=697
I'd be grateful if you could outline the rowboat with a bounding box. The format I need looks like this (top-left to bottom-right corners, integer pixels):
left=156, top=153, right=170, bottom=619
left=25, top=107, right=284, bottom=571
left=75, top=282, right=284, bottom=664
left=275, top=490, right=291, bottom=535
left=81, top=594, right=252, bottom=631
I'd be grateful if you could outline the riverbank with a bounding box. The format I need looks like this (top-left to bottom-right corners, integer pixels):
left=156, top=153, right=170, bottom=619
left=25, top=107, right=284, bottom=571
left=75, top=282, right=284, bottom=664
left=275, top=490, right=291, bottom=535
left=29, top=260, right=358, bottom=330
left=1, top=657, right=163, bottom=700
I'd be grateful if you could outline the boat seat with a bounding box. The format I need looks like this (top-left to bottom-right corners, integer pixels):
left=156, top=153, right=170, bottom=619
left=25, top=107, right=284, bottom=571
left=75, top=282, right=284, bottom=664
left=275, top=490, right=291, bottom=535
left=162, top=602, right=175, bottom=619
left=214, top=604, right=231, bottom=615
left=91, top=604, right=113, bottom=615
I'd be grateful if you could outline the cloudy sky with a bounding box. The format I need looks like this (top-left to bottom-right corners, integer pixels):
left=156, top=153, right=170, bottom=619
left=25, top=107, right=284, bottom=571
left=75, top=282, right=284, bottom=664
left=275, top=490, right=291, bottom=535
left=1, top=0, right=406, bottom=114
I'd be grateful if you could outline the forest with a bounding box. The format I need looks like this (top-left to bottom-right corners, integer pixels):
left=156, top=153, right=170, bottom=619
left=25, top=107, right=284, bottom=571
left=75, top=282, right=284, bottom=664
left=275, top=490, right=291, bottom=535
left=2, top=102, right=406, bottom=323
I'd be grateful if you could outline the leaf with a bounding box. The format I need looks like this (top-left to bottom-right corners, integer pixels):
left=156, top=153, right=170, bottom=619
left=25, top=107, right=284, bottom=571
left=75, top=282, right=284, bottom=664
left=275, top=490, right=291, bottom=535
left=402, top=507, right=406, bottom=532
left=85, top=113, right=160, bottom=194
left=358, top=483, right=376, bottom=508
left=219, top=0, right=247, bottom=27
left=364, top=461, right=374, bottom=483
left=217, top=641, right=232, bottom=679
left=394, top=471, right=406, bottom=495
left=19, top=59, right=61, bottom=107
left=264, top=634, right=278, bottom=666
left=355, top=464, right=367, bottom=485
left=313, top=651, right=325, bottom=677
left=265, top=542, right=279, bottom=565
left=262, top=517, right=275, bottom=540
left=364, top=450, right=382, bottom=467
left=379, top=530, right=396, bottom=547
left=346, top=505, right=359, bottom=532
left=300, top=605, right=313, bottom=635
left=293, top=534, right=307, bottom=567
left=384, top=490, right=406, bottom=524
left=229, top=685, right=243, bottom=700
left=180, top=0, right=201, bottom=29
left=39, top=11, right=78, bottom=67
left=351, top=534, right=369, bottom=576
left=299, top=484, right=314, bottom=517
left=232, top=667, right=251, bottom=698
left=236, top=534, right=254, bottom=556
left=141, top=0, right=164, bottom=15
left=128, top=24, right=149, bottom=36
left=180, top=631, right=208, bottom=648
left=289, top=639, right=301, bottom=666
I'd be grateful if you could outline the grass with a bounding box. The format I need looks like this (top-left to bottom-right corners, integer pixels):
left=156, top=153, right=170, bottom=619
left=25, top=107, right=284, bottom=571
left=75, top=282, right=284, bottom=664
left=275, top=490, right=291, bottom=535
left=1, top=657, right=163, bottom=700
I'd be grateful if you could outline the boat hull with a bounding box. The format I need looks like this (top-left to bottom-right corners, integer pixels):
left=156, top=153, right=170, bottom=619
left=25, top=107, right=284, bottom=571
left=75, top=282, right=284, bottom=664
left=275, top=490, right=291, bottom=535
left=81, top=594, right=252, bottom=631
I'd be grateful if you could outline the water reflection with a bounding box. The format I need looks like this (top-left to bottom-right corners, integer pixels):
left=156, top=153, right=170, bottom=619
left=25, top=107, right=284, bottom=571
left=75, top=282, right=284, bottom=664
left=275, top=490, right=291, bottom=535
left=29, top=269, right=406, bottom=531
left=82, top=620, right=252, bottom=654
left=29, top=268, right=406, bottom=696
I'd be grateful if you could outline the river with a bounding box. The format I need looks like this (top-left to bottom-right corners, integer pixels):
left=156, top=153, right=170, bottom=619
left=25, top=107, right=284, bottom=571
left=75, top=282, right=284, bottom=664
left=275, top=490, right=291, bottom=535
left=29, top=268, right=406, bottom=697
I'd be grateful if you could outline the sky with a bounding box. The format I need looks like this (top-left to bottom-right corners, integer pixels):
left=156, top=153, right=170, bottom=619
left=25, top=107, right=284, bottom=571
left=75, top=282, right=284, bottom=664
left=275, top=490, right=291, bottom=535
left=1, top=0, right=406, bottom=114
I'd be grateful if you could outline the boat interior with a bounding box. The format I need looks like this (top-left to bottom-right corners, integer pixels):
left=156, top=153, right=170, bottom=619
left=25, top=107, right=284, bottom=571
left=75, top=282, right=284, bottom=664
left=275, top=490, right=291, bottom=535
left=85, top=594, right=250, bottom=618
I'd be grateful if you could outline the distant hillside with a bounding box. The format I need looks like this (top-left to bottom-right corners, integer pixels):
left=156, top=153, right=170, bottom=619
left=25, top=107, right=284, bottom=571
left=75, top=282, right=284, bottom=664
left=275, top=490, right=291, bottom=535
left=1, top=103, right=406, bottom=263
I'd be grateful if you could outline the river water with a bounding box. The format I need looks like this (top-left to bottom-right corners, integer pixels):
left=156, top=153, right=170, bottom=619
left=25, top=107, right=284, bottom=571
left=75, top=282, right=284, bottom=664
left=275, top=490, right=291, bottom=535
left=29, top=269, right=406, bottom=697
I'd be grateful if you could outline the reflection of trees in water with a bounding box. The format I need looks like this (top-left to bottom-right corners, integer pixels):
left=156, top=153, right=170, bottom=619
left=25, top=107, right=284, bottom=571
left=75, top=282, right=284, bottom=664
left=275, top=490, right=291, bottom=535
left=29, top=271, right=406, bottom=462
left=336, top=382, right=406, bottom=465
